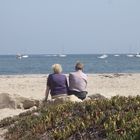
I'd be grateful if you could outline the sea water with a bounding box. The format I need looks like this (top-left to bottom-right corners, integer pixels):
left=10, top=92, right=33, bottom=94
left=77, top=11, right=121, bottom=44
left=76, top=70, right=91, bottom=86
left=0, top=54, right=140, bottom=75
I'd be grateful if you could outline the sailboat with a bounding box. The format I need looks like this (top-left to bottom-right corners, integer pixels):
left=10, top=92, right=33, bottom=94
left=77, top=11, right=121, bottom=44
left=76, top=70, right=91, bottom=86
left=58, top=47, right=67, bottom=57
left=127, top=45, right=134, bottom=57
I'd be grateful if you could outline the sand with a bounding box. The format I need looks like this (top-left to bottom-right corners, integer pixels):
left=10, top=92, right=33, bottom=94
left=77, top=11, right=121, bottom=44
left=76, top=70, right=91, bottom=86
left=0, top=73, right=140, bottom=120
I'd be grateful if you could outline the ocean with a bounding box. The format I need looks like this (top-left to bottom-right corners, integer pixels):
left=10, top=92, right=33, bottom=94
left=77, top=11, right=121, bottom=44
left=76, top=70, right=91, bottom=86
left=0, top=54, right=140, bottom=75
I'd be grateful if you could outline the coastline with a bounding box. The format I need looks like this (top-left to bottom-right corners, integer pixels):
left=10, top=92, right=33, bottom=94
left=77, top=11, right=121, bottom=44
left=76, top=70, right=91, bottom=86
left=0, top=73, right=140, bottom=120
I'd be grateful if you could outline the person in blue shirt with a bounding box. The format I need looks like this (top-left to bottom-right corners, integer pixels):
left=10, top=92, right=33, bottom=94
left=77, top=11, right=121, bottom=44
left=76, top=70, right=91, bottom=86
left=45, top=64, right=68, bottom=101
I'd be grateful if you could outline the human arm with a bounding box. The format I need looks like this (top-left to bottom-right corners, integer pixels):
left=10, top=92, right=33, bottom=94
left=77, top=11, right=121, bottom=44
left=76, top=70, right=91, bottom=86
left=45, top=85, right=50, bottom=101
left=65, top=76, right=69, bottom=92
left=44, top=75, right=51, bottom=101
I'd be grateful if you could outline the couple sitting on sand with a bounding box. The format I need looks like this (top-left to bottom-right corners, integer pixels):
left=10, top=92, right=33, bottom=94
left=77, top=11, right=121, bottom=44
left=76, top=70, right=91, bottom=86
left=45, top=62, right=88, bottom=101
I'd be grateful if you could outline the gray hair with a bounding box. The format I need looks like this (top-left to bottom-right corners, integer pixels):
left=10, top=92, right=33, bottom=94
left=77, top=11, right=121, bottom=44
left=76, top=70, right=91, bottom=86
left=75, top=62, right=84, bottom=70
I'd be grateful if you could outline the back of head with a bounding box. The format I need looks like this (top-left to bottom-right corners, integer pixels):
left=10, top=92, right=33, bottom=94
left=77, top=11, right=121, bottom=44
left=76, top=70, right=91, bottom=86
left=75, top=62, right=84, bottom=71
left=52, top=64, right=62, bottom=74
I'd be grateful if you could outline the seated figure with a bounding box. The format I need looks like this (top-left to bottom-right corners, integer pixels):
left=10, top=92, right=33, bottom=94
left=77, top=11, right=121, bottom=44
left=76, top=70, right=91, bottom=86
left=45, top=64, right=68, bottom=101
left=68, top=62, right=88, bottom=100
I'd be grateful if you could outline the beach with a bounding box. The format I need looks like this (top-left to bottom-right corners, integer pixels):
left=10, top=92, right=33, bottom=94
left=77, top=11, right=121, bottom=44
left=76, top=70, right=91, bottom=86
left=0, top=73, right=140, bottom=120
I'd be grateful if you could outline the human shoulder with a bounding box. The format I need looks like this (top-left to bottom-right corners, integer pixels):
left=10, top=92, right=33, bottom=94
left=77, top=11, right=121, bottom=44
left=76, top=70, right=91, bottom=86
left=48, top=73, right=53, bottom=77
left=69, top=71, right=76, bottom=76
left=82, top=71, right=87, bottom=76
left=48, top=73, right=58, bottom=80
left=61, top=73, right=67, bottom=78
left=80, top=71, right=87, bottom=79
left=69, top=71, right=75, bottom=75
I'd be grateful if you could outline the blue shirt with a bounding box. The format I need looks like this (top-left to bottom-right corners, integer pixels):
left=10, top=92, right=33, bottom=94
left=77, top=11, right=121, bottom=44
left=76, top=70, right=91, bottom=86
left=47, top=73, right=68, bottom=96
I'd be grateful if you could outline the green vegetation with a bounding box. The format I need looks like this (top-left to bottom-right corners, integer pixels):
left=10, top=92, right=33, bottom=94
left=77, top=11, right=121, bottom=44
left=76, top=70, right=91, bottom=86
left=1, top=96, right=140, bottom=140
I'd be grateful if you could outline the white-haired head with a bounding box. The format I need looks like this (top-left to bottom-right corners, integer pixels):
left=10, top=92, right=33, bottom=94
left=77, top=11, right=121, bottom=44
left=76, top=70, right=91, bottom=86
left=52, top=64, right=62, bottom=73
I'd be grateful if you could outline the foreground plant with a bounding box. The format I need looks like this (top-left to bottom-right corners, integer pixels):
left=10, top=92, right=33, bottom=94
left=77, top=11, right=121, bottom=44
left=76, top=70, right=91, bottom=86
left=0, top=95, right=140, bottom=140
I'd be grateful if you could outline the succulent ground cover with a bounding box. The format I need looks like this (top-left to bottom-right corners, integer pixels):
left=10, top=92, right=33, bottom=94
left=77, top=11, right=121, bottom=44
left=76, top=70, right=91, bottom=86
left=0, top=95, right=140, bottom=140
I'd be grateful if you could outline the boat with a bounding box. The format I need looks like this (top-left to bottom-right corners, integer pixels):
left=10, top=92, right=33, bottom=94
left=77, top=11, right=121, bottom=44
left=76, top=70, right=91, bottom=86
left=135, top=53, right=140, bottom=58
left=127, top=54, right=134, bottom=57
left=98, top=54, right=108, bottom=59
left=16, top=54, right=22, bottom=59
left=52, top=54, right=57, bottom=57
left=114, top=54, right=120, bottom=57
left=59, top=54, right=67, bottom=57
left=45, top=54, right=57, bottom=57
left=58, top=46, right=67, bottom=57
left=22, top=55, right=29, bottom=58
left=16, top=54, right=29, bottom=59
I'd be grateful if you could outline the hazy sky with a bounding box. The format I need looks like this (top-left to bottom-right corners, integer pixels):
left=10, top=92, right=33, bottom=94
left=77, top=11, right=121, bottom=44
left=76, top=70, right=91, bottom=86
left=0, top=0, right=140, bottom=54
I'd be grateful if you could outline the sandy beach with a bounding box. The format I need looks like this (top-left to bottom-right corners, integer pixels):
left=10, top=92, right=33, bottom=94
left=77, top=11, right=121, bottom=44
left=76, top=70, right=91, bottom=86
left=0, top=73, right=140, bottom=120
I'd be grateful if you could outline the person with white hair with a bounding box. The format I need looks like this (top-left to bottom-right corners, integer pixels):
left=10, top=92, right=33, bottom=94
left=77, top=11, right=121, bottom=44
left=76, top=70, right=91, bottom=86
left=45, top=64, right=68, bottom=100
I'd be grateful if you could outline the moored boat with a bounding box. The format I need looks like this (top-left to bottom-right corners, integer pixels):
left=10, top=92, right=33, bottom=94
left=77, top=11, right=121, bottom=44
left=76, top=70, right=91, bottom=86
left=136, top=53, right=140, bottom=58
left=98, top=54, right=108, bottom=59
left=16, top=54, right=29, bottom=59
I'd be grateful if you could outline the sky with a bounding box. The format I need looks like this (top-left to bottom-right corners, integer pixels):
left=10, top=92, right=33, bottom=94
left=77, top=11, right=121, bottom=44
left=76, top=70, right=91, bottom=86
left=0, top=0, right=140, bottom=54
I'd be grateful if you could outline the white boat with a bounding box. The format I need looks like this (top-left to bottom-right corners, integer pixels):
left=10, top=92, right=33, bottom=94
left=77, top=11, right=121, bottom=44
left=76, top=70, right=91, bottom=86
left=59, top=46, right=67, bottom=57
left=114, top=54, right=120, bottom=57
left=136, top=53, right=140, bottom=58
left=52, top=54, right=57, bottom=57
left=16, top=54, right=22, bottom=59
left=127, top=54, right=134, bottom=57
left=59, top=54, right=67, bottom=57
left=22, top=55, right=29, bottom=58
left=136, top=55, right=140, bottom=57
left=98, top=54, right=108, bottom=59
left=16, top=54, right=29, bottom=59
left=45, top=54, right=57, bottom=57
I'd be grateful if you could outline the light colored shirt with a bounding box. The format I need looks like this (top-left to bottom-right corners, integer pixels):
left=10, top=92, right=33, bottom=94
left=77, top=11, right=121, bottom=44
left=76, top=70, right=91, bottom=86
left=69, top=70, right=87, bottom=92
